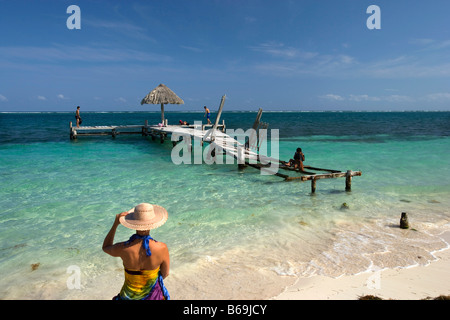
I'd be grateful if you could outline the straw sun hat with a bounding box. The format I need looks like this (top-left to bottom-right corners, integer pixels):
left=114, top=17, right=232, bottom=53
left=119, top=203, right=168, bottom=231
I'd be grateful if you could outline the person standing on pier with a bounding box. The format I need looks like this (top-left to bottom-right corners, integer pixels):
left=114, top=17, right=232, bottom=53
left=204, top=106, right=211, bottom=125
left=75, top=106, right=82, bottom=127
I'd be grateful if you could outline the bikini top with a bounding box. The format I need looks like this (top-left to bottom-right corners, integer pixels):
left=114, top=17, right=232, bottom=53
left=124, top=234, right=157, bottom=256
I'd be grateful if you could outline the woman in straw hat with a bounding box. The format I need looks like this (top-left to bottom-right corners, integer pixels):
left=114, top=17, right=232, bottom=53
left=102, top=203, right=170, bottom=300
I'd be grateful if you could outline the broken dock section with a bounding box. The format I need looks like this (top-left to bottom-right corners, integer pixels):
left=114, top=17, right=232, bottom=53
left=244, top=161, right=362, bottom=193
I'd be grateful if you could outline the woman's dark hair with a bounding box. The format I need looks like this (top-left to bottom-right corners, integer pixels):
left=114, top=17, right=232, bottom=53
left=296, top=148, right=302, bottom=152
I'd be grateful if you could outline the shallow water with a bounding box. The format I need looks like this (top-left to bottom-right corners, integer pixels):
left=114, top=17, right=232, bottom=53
left=0, top=111, right=449, bottom=299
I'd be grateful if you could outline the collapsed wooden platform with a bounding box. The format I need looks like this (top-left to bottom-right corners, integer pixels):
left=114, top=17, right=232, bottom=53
left=243, top=160, right=361, bottom=193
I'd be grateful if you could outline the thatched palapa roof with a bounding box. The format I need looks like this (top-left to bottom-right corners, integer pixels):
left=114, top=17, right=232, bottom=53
left=141, top=84, right=184, bottom=105
left=141, top=84, right=184, bottom=125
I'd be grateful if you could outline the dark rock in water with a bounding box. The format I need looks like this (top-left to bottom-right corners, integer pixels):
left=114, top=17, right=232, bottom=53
left=340, top=202, right=349, bottom=210
left=400, top=212, right=409, bottom=229
left=31, top=263, right=40, bottom=271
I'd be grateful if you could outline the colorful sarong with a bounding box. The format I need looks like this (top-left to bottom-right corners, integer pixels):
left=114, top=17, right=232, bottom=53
left=114, top=268, right=170, bottom=300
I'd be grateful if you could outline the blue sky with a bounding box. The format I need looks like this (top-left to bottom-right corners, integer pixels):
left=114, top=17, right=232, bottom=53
left=0, top=0, right=449, bottom=111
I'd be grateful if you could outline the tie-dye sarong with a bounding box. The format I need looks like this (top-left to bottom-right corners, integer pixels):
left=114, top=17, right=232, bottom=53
left=113, top=268, right=170, bottom=300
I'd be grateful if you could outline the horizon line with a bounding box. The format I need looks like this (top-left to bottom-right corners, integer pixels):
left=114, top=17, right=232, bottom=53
left=1, top=109, right=449, bottom=114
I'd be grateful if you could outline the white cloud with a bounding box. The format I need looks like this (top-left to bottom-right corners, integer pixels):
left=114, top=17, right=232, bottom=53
left=426, top=93, right=450, bottom=101
left=250, top=42, right=358, bottom=78
left=410, top=38, right=450, bottom=50
left=349, top=94, right=381, bottom=102
left=250, top=42, right=318, bottom=59
left=0, top=94, right=7, bottom=102
left=409, top=38, right=435, bottom=46
left=180, top=45, right=203, bottom=53
left=37, top=95, right=47, bottom=101
left=320, top=94, right=414, bottom=103
left=250, top=39, right=450, bottom=80
left=321, top=94, right=344, bottom=101
left=83, top=19, right=156, bottom=42
left=117, top=97, right=127, bottom=103
left=339, top=55, right=354, bottom=65
left=385, top=95, right=414, bottom=102
left=57, top=94, right=66, bottom=99
left=0, top=45, right=171, bottom=63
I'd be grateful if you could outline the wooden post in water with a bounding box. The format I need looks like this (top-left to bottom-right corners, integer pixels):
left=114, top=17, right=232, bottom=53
left=311, top=176, right=317, bottom=193
left=400, top=212, right=409, bottom=229
left=237, top=145, right=247, bottom=170
left=345, top=170, right=352, bottom=191
left=247, top=108, right=262, bottom=150
left=201, top=94, right=226, bottom=149
left=69, top=122, right=77, bottom=140
left=204, top=94, right=226, bottom=142
left=142, top=120, right=149, bottom=136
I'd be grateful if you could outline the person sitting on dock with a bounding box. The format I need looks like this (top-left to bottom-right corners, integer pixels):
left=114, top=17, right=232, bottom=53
left=204, top=106, right=211, bottom=125
left=284, top=148, right=305, bottom=170
left=102, top=203, right=170, bottom=300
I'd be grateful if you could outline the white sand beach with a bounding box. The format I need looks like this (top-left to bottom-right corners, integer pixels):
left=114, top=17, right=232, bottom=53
left=274, top=232, right=450, bottom=300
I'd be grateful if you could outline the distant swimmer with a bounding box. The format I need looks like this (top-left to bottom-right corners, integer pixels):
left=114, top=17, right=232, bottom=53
left=204, top=106, right=211, bottom=125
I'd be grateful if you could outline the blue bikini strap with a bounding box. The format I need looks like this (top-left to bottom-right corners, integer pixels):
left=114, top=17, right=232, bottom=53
left=125, top=234, right=156, bottom=256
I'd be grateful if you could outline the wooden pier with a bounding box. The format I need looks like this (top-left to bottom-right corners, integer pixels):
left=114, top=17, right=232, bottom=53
left=69, top=96, right=361, bottom=193
left=69, top=121, right=225, bottom=141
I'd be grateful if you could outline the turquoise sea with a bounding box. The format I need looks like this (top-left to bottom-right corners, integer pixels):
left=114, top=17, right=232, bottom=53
left=0, top=111, right=449, bottom=299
